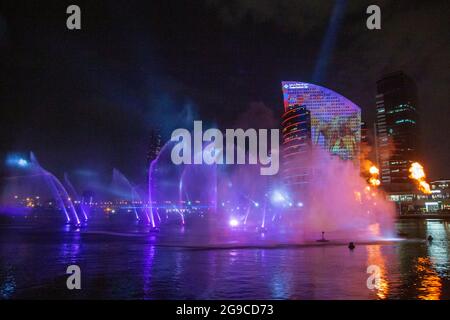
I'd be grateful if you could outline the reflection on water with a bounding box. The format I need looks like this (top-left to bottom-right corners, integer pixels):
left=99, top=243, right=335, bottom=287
left=426, top=220, right=449, bottom=276
left=0, top=265, right=15, bottom=299
left=142, top=244, right=155, bottom=299
left=412, top=220, right=449, bottom=300
left=416, top=257, right=441, bottom=300
left=0, top=219, right=449, bottom=299
left=366, top=245, right=389, bottom=299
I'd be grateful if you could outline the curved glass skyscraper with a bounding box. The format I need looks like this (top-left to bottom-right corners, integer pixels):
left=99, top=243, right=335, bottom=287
left=281, top=82, right=361, bottom=198
left=281, top=82, right=361, bottom=164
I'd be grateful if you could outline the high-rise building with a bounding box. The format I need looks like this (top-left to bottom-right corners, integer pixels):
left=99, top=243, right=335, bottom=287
left=147, top=128, right=162, bottom=164
left=281, top=82, right=361, bottom=165
left=374, top=71, right=419, bottom=192
left=281, top=105, right=312, bottom=188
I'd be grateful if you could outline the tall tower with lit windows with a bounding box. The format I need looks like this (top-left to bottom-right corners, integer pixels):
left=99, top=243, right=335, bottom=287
left=374, top=71, right=420, bottom=192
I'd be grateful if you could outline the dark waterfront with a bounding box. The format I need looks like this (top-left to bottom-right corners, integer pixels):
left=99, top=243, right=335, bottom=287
left=1, top=219, right=449, bottom=300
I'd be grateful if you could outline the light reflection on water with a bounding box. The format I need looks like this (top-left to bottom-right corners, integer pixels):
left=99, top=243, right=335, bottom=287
left=416, top=257, right=441, bottom=300
left=366, top=245, right=389, bottom=299
left=413, top=220, right=449, bottom=300
left=0, top=219, right=449, bottom=299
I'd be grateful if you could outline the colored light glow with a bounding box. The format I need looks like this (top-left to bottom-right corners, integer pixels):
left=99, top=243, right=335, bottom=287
left=6, top=154, right=29, bottom=168
left=229, top=218, right=239, bottom=227
left=271, top=191, right=286, bottom=203
left=18, top=159, right=28, bottom=167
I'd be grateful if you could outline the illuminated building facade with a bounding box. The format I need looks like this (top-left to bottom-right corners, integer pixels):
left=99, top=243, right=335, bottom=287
left=387, top=179, right=450, bottom=213
left=429, top=180, right=450, bottom=211
left=375, top=72, right=420, bottom=192
left=281, top=105, right=311, bottom=188
left=281, top=82, right=361, bottom=165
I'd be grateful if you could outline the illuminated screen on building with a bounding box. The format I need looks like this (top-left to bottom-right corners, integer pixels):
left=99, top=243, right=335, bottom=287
left=282, top=82, right=361, bottom=163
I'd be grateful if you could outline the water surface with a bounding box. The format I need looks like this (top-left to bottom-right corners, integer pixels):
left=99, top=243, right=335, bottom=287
left=0, top=219, right=449, bottom=299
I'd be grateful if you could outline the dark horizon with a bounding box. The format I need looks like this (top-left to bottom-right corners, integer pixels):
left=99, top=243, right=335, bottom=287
left=1, top=0, right=449, bottom=183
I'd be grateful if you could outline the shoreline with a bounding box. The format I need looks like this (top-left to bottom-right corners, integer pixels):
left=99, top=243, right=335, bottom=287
left=397, top=213, right=450, bottom=219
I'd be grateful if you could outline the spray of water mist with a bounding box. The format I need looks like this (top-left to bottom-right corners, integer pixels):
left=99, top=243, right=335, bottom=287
left=110, top=169, right=144, bottom=221
left=299, top=148, right=395, bottom=240
left=64, top=173, right=88, bottom=221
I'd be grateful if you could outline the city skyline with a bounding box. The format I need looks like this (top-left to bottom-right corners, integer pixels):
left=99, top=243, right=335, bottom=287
left=1, top=0, right=449, bottom=183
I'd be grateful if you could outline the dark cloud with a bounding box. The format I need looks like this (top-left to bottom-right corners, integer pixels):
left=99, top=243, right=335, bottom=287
left=207, top=0, right=334, bottom=33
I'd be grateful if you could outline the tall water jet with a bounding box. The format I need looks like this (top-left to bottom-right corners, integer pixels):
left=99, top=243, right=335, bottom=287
left=64, top=173, right=88, bottom=222
left=147, top=159, right=157, bottom=228
left=30, top=152, right=80, bottom=225
left=171, top=205, right=185, bottom=225
left=147, top=140, right=185, bottom=228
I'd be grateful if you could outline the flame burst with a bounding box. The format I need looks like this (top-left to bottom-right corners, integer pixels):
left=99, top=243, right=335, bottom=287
left=369, top=165, right=379, bottom=175
left=369, top=165, right=381, bottom=187
left=409, top=162, right=431, bottom=194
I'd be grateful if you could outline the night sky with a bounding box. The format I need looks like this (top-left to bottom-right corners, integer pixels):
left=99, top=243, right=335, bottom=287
left=0, top=0, right=449, bottom=184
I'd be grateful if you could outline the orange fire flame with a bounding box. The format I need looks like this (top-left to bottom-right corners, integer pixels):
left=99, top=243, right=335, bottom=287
left=369, top=177, right=381, bottom=186
left=368, top=165, right=381, bottom=187
left=369, top=165, right=379, bottom=175
left=409, top=162, right=431, bottom=194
